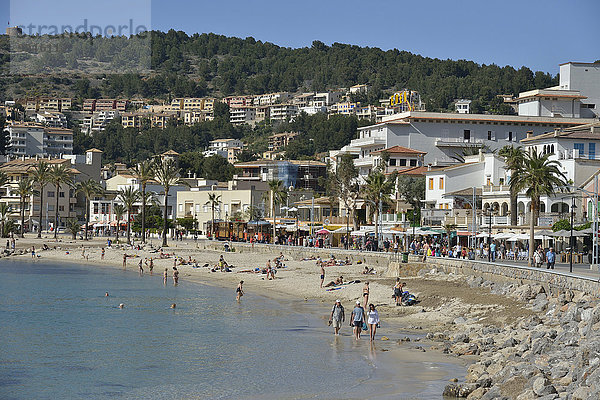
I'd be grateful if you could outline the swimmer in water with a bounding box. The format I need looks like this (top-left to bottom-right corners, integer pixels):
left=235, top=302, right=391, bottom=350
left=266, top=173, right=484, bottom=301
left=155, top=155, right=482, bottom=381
left=105, top=292, right=109, bottom=297
left=119, top=303, right=124, bottom=309
left=236, top=280, right=244, bottom=302
left=170, top=303, right=176, bottom=309
left=163, top=268, right=168, bottom=285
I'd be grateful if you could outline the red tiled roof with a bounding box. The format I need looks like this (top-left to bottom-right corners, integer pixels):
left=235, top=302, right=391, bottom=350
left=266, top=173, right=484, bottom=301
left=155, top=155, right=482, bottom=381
left=371, top=145, right=426, bottom=155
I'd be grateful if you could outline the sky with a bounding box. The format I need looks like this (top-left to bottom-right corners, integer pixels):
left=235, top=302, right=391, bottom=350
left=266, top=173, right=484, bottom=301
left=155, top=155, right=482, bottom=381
left=2, top=0, right=599, bottom=74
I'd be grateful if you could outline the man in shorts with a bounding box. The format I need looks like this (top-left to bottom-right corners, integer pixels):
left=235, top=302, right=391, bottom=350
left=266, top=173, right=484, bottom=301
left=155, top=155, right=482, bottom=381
left=350, top=300, right=365, bottom=340
left=546, top=247, right=556, bottom=269
left=329, top=300, right=345, bottom=335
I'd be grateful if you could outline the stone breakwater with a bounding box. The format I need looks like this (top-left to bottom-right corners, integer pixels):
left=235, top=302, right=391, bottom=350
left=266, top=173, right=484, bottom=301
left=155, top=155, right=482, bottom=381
left=426, top=269, right=600, bottom=400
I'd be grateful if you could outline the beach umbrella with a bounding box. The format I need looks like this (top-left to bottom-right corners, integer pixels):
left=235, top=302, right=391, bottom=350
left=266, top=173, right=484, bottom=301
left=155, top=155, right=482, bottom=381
left=333, top=226, right=353, bottom=233
left=571, top=230, right=588, bottom=237
left=316, top=228, right=331, bottom=235
left=576, top=227, right=593, bottom=234
left=476, top=232, right=490, bottom=238
left=536, top=229, right=554, bottom=236
left=551, top=230, right=570, bottom=237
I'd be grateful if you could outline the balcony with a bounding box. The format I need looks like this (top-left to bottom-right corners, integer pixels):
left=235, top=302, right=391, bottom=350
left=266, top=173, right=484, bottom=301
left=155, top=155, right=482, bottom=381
left=435, top=137, right=484, bottom=148
left=354, top=156, right=373, bottom=167
left=350, top=136, right=386, bottom=147
left=482, top=185, right=511, bottom=194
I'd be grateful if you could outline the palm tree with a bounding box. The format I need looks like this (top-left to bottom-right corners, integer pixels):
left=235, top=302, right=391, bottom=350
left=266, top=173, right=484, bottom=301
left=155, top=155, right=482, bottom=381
left=113, top=204, right=125, bottom=242
left=30, top=160, right=51, bottom=238
left=362, top=171, right=395, bottom=247
left=15, top=177, right=34, bottom=238
left=65, top=218, right=81, bottom=240
left=117, top=187, right=140, bottom=245
left=133, top=160, right=155, bottom=243
left=205, top=193, right=222, bottom=239
left=0, top=172, right=9, bottom=237
left=499, top=146, right=525, bottom=226
left=510, top=150, right=568, bottom=266
left=152, top=158, right=188, bottom=247
left=75, top=179, right=104, bottom=241
left=49, top=164, right=74, bottom=239
left=0, top=203, right=10, bottom=238
left=443, top=223, right=457, bottom=246
left=267, top=179, right=287, bottom=244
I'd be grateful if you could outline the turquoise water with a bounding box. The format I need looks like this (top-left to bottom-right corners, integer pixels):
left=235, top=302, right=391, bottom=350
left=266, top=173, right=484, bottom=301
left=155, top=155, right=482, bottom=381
left=0, top=260, right=459, bottom=399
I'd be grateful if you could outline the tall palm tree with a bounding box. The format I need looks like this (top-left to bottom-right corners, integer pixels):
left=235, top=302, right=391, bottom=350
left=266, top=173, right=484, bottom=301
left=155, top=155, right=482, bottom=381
left=75, top=179, right=104, bottom=241
left=443, top=223, right=457, bottom=247
left=65, top=218, right=81, bottom=240
left=362, top=171, right=395, bottom=246
left=30, top=160, right=51, bottom=238
left=267, top=180, right=287, bottom=244
left=510, top=150, right=568, bottom=266
left=49, top=164, right=74, bottom=239
left=15, top=177, right=35, bottom=238
left=0, top=203, right=10, bottom=238
left=113, top=204, right=125, bottom=242
left=205, top=193, right=222, bottom=239
left=117, top=187, right=140, bottom=245
left=499, top=145, right=525, bottom=226
left=152, top=158, right=188, bottom=247
left=133, top=160, right=155, bottom=243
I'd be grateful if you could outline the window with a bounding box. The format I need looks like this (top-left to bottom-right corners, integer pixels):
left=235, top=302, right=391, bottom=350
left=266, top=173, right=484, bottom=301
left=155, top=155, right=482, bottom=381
left=47, top=191, right=55, bottom=198
left=487, top=130, right=495, bottom=141
left=58, top=206, right=64, bottom=212
left=499, top=178, right=505, bottom=185
left=178, top=204, right=183, bottom=212
left=439, top=178, right=444, bottom=190
left=389, top=158, right=396, bottom=166
left=590, top=143, right=596, bottom=160
left=48, top=205, right=55, bottom=211
left=508, top=132, right=513, bottom=142
left=59, top=191, right=65, bottom=198
left=574, top=143, right=585, bottom=156
left=399, top=159, right=407, bottom=166
left=486, top=177, right=492, bottom=186
left=410, top=159, right=417, bottom=166
left=428, top=178, right=434, bottom=190
left=463, top=130, right=471, bottom=141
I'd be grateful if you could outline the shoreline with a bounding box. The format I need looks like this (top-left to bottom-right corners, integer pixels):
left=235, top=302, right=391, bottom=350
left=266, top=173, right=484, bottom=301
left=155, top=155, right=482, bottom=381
left=6, top=236, right=559, bottom=398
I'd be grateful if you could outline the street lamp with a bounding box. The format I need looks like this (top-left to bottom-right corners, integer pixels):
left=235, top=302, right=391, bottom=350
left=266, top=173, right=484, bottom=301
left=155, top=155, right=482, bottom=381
left=569, top=198, right=577, bottom=274
left=485, top=205, right=498, bottom=262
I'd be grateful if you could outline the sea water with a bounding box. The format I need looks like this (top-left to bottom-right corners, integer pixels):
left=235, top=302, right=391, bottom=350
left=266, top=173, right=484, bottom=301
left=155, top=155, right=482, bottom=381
left=0, top=260, right=461, bottom=399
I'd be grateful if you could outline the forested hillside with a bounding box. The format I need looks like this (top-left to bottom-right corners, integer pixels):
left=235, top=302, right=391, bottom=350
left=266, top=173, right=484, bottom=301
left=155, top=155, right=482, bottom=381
left=1, top=31, right=558, bottom=112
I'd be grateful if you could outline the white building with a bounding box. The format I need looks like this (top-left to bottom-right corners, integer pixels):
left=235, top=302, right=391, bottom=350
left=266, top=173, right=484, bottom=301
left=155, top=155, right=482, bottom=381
left=255, top=92, right=291, bottom=106
left=35, top=111, right=67, bottom=128
left=335, top=111, right=596, bottom=169
left=6, top=123, right=73, bottom=157
left=455, top=99, right=471, bottom=114
left=82, top=111, right=119, bottom=135
left=269, top=104, right=298, bottom=122
left=515, top=89, right=585, bottom=118
left=203, top=138, right=243, bottom=160
left=558, top=62, right=600, bottom=118
left=298, top=105, right=327, bottom=115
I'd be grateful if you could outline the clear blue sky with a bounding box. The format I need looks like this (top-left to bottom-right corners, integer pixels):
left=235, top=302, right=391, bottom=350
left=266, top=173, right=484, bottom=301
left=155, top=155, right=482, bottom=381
left=2, top=0, right=598, bottom=74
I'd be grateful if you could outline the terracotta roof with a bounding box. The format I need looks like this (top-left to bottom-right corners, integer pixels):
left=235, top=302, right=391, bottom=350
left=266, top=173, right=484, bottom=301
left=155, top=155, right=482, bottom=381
left=371, top=145, right=426, bottom=155
left=162, top=150, right=180, bottom=156
left=0, top=158, right=79, bottom=174
left=394, top=166, right=429, bottom=176
left=521, top=124, right=600, bottom=143
left=444, top=187, right=483, bottom=197
left=86, top=148, right=103, bottom=153
left=424, top=162, right=483, bottom=173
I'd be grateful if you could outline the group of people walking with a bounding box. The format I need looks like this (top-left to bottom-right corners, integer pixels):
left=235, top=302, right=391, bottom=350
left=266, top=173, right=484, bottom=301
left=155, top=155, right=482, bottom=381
left=329, top=299, right=380, bottom=341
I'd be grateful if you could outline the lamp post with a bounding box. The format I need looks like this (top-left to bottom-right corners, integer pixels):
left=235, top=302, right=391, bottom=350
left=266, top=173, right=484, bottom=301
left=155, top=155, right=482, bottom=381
left=569, top=197, right=577, bottom=274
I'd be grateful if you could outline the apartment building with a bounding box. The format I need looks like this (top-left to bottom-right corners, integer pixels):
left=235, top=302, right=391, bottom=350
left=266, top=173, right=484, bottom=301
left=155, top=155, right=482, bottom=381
left=5, top=123, right=73, bottom=156
left=349, top=84, right=369, bottom=95
left=204, top=139, right=243, bottom=161
left=151, top=112, right=176, bottom=129
left=334, top=111, right=597, bottom=177
left=268, top=132, right=299, bottom=151
left=558, top=62, right=600, bottom=118
left=176, top=180, right=267, bottom=233
left=35, top=111, right=67, bottom=128
left=455, top=99, right=471, bottom=114
left=84, top=99, right=128, bottom=113
left=230, top=107, right=256, bottom=126
left=269, top=104, right=298, bottom=123
left=82, top=111, right=119, bottom=135
left=331, top=101, right=359, bottom=115
left=23, top=97, right=71, bottom=112
left=255, top=92, right=291, bottom=106
left=182, top=110, right=213, bottom=125
left=121, top=112, right=145, bottom=129
left=223, top=96, right=255, bottom=108
left=83, top=99, right=96, bottom=113
left=0, top=149, right=102, bottom=232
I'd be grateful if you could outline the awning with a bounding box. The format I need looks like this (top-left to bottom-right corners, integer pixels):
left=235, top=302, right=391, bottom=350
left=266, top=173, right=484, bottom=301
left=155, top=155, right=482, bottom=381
left=316, top=228, right=331, bottom=235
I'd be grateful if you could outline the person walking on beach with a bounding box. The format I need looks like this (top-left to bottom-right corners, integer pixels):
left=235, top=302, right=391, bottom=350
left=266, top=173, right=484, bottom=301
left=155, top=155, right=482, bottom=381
left=236, top=280, right=244, bottom=301
left=546, top=247, right=556, bottom=270
left=101, top=247, right=105, bottom=260
left=350, top=301, right=365, bottom=340
left=367, top=304, right=380, bottom=342
left=320, top=262, right=325, bottom=288
left=329, top=300, right=345, bottom=335
left=31, top=246, right=35, bottom=259
left=149, top=258, right=154, bottom=275
left=163, top=268, right=168, bottom=285
left=362, top=282, right=370, bottom=309
left=138, top=259, right=144, bottom=276
left=122, top=254, right=127, bottom=268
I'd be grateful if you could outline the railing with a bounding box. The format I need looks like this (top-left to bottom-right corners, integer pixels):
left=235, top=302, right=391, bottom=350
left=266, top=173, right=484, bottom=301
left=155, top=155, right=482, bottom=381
left=435, top=137, right=484, bottom=147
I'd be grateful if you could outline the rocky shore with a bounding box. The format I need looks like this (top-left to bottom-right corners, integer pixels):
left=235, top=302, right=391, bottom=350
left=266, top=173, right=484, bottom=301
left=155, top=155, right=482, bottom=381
left=430, top=271, right=600, bottom=399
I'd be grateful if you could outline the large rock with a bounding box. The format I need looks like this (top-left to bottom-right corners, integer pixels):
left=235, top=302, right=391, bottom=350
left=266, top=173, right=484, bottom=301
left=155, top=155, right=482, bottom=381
left=572, top=386, right=591, bottom=400
left=466, top=387, right=487, bottom=400
left=532, top=377, right=557, bottom=396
